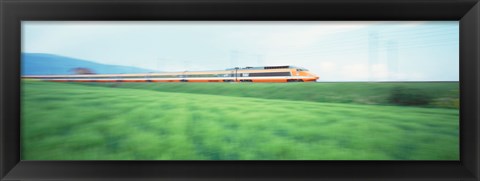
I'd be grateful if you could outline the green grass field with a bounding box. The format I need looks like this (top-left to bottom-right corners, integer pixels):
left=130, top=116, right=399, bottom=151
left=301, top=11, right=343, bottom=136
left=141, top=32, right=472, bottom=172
left=21, top=81, right=459, bottom=160
left=80, top=81, right=460, bottom=109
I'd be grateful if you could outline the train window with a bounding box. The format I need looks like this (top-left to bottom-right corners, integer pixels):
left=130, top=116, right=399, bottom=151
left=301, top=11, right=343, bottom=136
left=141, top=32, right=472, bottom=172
left=150, top=75, right=177, bottom=78
left=89, top=77, right=110, bottom=79
left=249, top=72, right=291, bottom=77
left=116, top=76, right=145, bottom=79
left=182, top=74, right=218, bottom=78
left=265, top=66, right=289, bottom=69
left=242, top=73, right=249, bottom=77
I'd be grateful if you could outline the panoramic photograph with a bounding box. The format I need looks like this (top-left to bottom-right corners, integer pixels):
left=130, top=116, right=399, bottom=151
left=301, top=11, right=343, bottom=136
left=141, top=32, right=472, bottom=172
left=21, top=21, right=459, bottom=160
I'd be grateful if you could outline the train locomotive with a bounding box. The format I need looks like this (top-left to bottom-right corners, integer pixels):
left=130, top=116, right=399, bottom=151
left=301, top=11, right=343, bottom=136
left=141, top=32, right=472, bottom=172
left=23, top=65, right=319, bottom=83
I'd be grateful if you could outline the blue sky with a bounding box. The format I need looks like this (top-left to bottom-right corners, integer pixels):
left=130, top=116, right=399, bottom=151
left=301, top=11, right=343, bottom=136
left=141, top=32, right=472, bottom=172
left=22, top=21, right=459, bottom=81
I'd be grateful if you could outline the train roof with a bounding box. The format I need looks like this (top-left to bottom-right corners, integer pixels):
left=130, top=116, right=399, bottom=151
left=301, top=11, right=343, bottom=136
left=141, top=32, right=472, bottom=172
left=225, top=65, right=305, bottom=70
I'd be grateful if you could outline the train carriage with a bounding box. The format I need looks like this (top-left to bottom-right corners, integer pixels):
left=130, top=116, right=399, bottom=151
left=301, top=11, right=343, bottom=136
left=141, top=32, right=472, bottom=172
left=22, top=65, right=319, bottom=83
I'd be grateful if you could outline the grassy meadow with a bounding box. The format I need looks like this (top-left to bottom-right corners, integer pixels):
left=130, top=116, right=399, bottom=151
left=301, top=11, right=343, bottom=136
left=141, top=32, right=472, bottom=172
left=21, top=80, right=459, bottom=160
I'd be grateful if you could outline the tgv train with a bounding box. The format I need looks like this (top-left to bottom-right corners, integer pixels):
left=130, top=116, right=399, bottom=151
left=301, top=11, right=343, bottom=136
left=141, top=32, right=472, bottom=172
left=23, top=65, right=319, bottom=83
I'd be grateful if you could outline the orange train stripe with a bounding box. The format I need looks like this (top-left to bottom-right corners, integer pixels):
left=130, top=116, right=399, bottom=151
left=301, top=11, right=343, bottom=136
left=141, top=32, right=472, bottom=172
left=98, top=80, right=117, bottom=82
left=151, top=80, right=181, bottom=82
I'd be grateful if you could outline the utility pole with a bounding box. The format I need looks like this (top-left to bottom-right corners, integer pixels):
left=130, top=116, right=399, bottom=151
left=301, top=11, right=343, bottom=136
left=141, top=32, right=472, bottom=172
left=368, top=31, right=379, bottom=82
left=235, top=67, right=239, bottom=82
left=184, top=60, right=188, bottom=71
left=387, top=40, right=398, bottom=81
left=231, top=50, right=239, bottom=68
left=256, top=54, right=264, bottom=66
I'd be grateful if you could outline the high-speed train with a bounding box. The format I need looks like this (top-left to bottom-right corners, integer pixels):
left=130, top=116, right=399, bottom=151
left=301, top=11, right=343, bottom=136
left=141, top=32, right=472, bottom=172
left=22, top=65, right=319, bottom=83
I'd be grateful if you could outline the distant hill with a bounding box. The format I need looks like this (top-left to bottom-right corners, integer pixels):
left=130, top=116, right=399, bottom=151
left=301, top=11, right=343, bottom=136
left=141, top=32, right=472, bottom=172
left=22, top=53, right=156, bottom=75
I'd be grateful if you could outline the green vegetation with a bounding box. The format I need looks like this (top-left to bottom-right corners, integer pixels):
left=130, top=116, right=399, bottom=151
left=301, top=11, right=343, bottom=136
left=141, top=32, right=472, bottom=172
left=22, top=81, right=459, bottom=160
left=81, top=81, right=460, bottom=109
left=388, top=86, right=433, bottom=106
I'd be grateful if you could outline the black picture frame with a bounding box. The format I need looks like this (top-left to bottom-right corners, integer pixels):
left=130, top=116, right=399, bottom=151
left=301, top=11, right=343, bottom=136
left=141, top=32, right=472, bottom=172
left=1, top=0, right=479, bottom=180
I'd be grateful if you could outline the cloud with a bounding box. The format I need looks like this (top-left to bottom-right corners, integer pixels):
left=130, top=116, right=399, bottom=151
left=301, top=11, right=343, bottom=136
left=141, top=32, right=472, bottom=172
left=339, top=63, right=369, bottom=80
left=336, top=63, right=392, bottom=81
left=318, top=61, right=337, bottom=72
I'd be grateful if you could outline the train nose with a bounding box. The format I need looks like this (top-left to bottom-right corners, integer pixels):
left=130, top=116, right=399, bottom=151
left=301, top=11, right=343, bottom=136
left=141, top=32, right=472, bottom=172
left=307, top=73, right=319, bottom=81
left=310, top=73, right=319, bottom=80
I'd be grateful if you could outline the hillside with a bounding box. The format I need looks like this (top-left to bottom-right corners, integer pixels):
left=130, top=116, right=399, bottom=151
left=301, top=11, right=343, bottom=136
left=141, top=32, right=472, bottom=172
left=22, top=53, right=155, bottom=75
